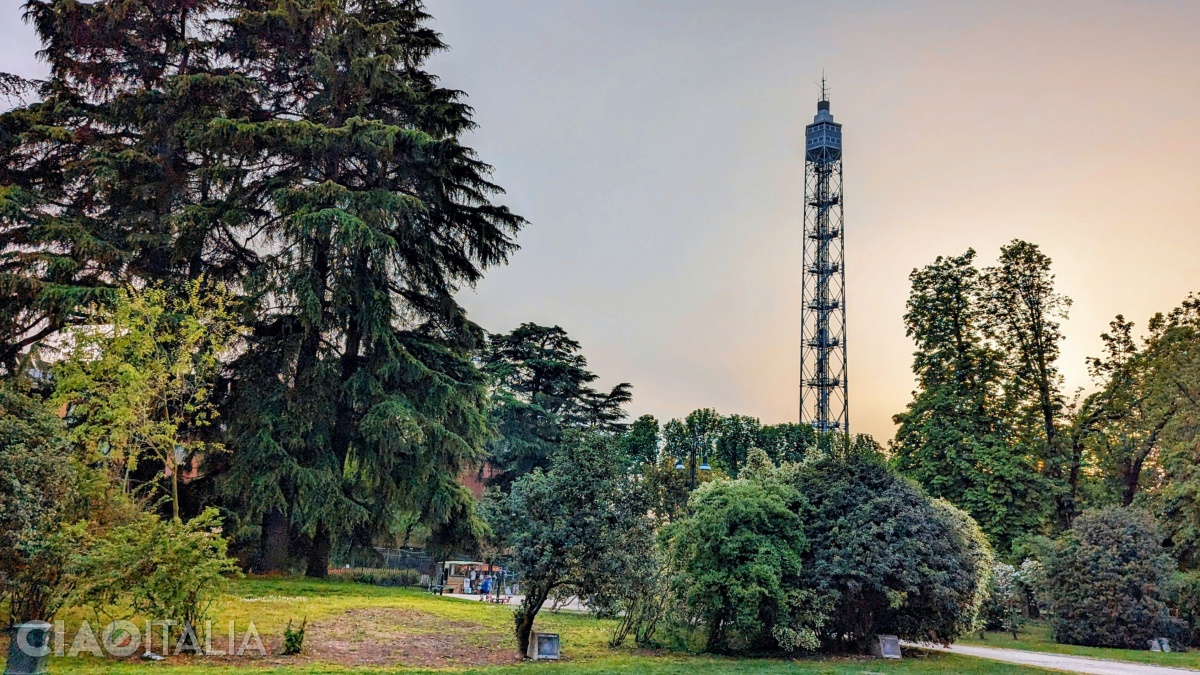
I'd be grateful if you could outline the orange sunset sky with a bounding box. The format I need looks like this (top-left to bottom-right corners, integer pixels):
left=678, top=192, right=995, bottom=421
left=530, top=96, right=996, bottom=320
left=3, top=1, right=1198, bottom=440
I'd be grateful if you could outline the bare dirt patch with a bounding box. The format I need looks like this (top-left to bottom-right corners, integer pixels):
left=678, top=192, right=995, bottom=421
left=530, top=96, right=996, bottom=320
left=301, top=606, right=519, bottom=668
left=44, top=606, right=521, bottom=669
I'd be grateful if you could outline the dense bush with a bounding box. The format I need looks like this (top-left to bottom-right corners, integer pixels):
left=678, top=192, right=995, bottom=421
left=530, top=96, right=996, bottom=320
left=982, top=562, right=1022, bottom=636
left=1167, top=571, right=1200, bottom=646
left=0, top=382, right=80, bottom=623
left=793, top=445, right=993, bottom=650
left=1045, top=507, right=1178, bottom=649
left=666, top=449, right=818, bottom=653
left=73, top=508, right=241, bottom=640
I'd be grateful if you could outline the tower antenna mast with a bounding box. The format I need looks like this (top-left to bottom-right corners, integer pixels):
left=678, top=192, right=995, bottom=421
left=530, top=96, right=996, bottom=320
left=800, top=76, right=849, bottom=438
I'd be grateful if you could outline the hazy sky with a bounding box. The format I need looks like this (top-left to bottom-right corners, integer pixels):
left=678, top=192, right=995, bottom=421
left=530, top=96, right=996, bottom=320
left=3, top=1, right=1199, bottom=441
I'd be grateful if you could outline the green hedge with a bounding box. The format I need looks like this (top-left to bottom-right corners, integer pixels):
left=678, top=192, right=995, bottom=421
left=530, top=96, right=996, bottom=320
left=334, top=567, right=423, bottom=587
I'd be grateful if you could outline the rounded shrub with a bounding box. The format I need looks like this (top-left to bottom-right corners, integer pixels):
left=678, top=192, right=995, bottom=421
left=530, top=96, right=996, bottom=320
left=792, top=445, right=993, bottom=650
left=666, top=455, right=815, bottom=653
left=1045, top=507, right=1178, bottom=649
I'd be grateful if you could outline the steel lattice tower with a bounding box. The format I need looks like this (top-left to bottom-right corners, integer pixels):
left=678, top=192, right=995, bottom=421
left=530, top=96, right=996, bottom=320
left=800, top=80, right=848, bottom=434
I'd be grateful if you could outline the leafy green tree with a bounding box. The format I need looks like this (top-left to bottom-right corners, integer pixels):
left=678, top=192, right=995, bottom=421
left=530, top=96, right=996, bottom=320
left=1053, top=296, right=1200, bottom=565
left=53, top=280, right=242, bottom=521
left=216, top=0, right=523, bottom=576
left=1051, top=315, right=1144, bottom=519
left=983, top=240, right=1073, bottom=526
left=485, top=324, right=598, bottom=419
left=641, top=410, right=725, bottom=519
left=712, top=414, right=760, bottom=477
left=661, top=413, right=815, bottom=478
left=756, top=422, right=815, bottom=465
left=642, top=453, right=710, bottom=523
left=619, top=414, right=660, bottom=466
left=662, top=409, right=721, bottom=475
left=1044, top=507, right=1177, bottom=648
left=484, top=431, right=653, bottom=657
left=1076, top=315, right=1175, bottom=507
left=892, top=250, right=1050, bottom=550
left=482, top=323, right=632, bottom=486
left=794, top=444, right=993, bottom=650
left=666, top=449, right=819, bottom=653
left=1139, top=296, right=1200, bottom=565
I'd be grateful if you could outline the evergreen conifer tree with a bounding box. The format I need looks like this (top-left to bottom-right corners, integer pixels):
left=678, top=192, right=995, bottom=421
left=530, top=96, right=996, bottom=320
left=213, top=0, right=525, bottom=575
left=1, top=0, right=261, bottom=373
left=482, top=323, right=631, bottom=487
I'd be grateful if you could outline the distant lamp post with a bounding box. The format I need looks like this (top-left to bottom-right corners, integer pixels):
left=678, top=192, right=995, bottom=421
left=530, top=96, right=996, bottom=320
left=675, top=436, right=712, bottom=491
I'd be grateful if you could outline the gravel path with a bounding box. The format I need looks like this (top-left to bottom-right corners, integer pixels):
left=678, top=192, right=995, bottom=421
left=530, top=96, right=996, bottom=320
left=917, top=642, right=1200, bottom=675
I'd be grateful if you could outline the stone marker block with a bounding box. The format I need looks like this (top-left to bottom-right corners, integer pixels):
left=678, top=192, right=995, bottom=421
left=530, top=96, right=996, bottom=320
left=5, top=622, right=52, bottom=675
left=527, top=632, right=560, bottom=660
left=870, top=634, right=902, bottom=659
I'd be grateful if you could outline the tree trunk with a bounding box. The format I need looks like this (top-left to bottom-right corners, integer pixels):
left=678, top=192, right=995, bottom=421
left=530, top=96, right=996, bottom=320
left=1054, top=435, right=1085, bottom=530
left=330, top=249, right=366, bottom=461
left=1122, top=411, right=1172, bottom=506
left=306, top=523, right=332, bottom=578
left=515, top=587, right=549, bottom=657
left=1060, top=409, right=1099, bottom=529
left=172, top=455, right=181, bottom=522
left=256, top=507, right=290, bottom=573
left=1123, top=455, right=1147, bottom=507
left=293, top=234, right=329, bottom=378
left=515, top=605, right=536, bottom=657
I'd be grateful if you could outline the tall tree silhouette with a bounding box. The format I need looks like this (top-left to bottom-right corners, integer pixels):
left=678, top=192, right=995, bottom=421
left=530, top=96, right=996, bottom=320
left=892, top=249, right=1050, bottom=549
left=215, top=0, right=524, bottom=575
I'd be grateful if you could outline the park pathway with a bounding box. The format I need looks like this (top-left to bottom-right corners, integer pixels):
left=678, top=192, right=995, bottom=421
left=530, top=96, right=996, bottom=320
left=915, top=642, right=1200, bottom=675
left=440, top=593, right=589, bottom=612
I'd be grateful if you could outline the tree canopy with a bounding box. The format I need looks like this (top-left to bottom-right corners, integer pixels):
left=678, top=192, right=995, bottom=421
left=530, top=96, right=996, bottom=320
left=483, top=322, right=632, bottom=487
left=892, top=247, right=1052, bottom=551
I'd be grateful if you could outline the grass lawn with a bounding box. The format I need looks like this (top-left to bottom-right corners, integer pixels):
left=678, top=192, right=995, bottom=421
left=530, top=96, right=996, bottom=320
left=962, top=620, right=1199, bottom=670
left=12, top=577, right=1052, bottom=674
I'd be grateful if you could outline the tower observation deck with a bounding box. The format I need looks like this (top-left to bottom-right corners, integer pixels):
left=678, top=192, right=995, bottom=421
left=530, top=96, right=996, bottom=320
left=800, top=80, right=848, bottom=434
